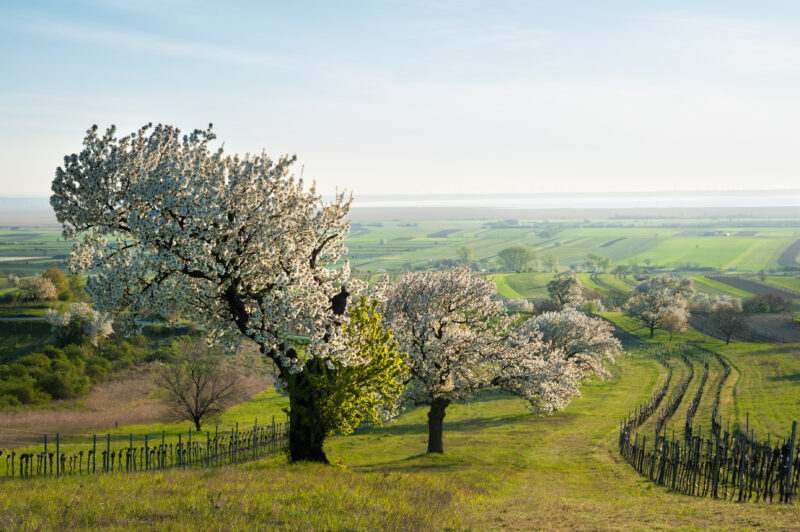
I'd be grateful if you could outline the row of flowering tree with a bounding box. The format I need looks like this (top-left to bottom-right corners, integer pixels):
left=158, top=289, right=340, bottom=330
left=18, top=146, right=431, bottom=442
left=51, top=123, right=621, bottom=462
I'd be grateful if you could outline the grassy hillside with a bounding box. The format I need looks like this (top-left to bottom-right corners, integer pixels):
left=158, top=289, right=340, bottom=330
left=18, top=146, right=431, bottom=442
left=2, top=353, right=799, bottom=529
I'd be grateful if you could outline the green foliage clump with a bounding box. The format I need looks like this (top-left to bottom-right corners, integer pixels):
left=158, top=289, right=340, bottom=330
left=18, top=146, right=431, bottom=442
left=0, top=345, right=91, bottom=404
left=310, top=297, right=406, bottom=436
left=498, top=246, right=537, bottom=273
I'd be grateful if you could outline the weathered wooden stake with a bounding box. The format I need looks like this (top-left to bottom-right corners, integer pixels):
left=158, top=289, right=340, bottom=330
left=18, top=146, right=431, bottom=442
left=55, top=433, right=60, bottom=477
left=786, top=421, right=797, bottom=504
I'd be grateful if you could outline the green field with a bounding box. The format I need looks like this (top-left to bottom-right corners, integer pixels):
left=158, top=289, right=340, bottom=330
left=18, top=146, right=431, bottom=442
left=600, top=311, right=800, bottom=443
left=690, top=276, right=754, bottom=298
left=3, top=220, right=800, bottom=283
left=762, top=275, right=800, bottom=295
left=343, top=223, right=800, bottom=273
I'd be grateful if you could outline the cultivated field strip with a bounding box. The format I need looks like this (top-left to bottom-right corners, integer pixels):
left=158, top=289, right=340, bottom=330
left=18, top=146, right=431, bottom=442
left=0, top=418, right=289, bottom=481
left=637, top=355, right=691, bottom=437
left=707, top=275, right=798, bottom=300
left=620, top=346, right=799, bottom=504
left=655, top=353, right=695, bottom=441
left=777, top=238, right=800, bottom=267
left=683, top=359, right=710, bottom=440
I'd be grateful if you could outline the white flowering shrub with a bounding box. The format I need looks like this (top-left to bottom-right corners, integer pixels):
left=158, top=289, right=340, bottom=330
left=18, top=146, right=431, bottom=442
left=50, top=123, right=368, bottom=462
left=45, top=302, right=114, bottom=346
left=505, top=298, right=534, bottom=313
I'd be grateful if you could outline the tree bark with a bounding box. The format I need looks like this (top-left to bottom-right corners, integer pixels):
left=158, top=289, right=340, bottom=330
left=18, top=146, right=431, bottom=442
left=427, top=398, right=450, bottom=454
left=285, top=359, right=330, bottom=463
left=649, top=324, right=655, bottom=338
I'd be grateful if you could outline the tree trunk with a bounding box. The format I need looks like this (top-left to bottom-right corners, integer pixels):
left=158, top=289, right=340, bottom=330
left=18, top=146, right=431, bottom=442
left=649, top=324, right=655, bottom=338
left=285, top=359, right=330, bottom=463
left=194, top=419, right=202, bottom=432
left=427, top=398, right=450, bottom=454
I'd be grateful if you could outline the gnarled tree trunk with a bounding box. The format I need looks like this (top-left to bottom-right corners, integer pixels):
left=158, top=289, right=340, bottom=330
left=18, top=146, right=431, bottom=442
left=427, top=397, right=450, bottom=454
left=284, top=358, right=330, bottom=463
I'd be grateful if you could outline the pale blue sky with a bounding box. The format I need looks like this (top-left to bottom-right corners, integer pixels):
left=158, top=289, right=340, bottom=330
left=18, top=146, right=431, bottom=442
left=2, top=1, right=800, bottom=197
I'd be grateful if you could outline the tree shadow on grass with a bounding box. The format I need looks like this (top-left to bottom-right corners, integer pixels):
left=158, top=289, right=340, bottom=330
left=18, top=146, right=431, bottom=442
left=359, top=410, right=536, bottom=439
left=345, top=406, right=578, bottom=475
left=767, top=373, right=800, bottom=382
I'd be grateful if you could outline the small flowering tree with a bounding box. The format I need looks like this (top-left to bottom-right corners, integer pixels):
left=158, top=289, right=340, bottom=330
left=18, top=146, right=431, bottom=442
left=382, top=267, right=619, bottom=453
left=625, top=275, right=693, bottom=338
left=50, top=123, right=395, bottom=462
left=19, top=277, right=57, bottom=302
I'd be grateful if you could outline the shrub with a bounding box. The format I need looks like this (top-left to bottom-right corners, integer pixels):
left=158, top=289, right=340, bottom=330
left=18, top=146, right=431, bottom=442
left=85, top=357, right=111, bottom=381
left=0, top=394, right=21, bottom=408
left=743, top=293, right=791, bottom=313
left=0, top=379, right=51, bottom=405
left=38, top=358, right=89, bottom=399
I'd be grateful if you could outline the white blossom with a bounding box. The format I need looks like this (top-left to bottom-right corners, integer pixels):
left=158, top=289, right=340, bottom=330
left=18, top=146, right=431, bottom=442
left=45, top=302, right=114, bottom=346
left=382, top=267, right=619, bottom=413
left=625, top=275, right=693, bottom=338
left=50, top=123, right=360, bottom=379
left=19, top=277, right=57, bottom=301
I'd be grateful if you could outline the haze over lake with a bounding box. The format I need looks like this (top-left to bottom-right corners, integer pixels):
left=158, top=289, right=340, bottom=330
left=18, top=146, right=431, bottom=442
left=353, top=190, right=800, bottom=209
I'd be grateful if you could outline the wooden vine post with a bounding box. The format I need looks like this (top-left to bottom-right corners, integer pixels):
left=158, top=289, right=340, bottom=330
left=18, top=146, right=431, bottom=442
left=787, top=421, right=797, bottom=504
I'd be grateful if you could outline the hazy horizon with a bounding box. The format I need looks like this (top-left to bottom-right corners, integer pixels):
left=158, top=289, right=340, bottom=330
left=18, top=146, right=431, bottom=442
left=3, top=189, right=800, bottom=213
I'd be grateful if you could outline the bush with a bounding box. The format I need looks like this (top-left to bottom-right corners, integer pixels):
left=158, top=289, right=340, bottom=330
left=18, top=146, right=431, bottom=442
left=743, top=293, right=791, bottom=313
left=38, top=366, right=89, bottom=399
left=85, top=357, right=111, bottom=381
left=0, top=379, right=51, bottom=405
left=0, top=394, right=21, bottom=408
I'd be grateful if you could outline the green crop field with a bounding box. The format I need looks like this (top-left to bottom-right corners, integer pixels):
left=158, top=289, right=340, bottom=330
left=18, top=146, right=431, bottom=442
left=690, top=276, right=754, bottom=298
left=594, top=273, right=636, bottom=293
left=761, top=275, right=800, bottom=295
left=4, top=219, right=800, bottom=281
left=487, top=272, right=553, bottom=298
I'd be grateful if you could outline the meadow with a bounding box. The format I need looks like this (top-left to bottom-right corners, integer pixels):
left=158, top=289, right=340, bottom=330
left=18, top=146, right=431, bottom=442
left=2, top=346, right=799, bottom=530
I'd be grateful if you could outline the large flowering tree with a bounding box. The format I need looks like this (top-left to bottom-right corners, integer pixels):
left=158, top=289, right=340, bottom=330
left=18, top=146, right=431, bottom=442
left=382, top=267, right=620, bottom=453
left=50, top=123, right=396, bottom=462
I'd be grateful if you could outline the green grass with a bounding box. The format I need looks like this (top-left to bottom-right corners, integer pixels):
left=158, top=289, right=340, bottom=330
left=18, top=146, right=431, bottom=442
left=102, top=388, right=289, bottom=441
left=487, top=273, right=524, bottom=298
left=576, top=273, right=602, bottom=292
left=597, top=311, right=713, bottom=344
left=492, top=272, right=553, bottom=298
left=2, top=354, right=799, bottom=529
left=761, top=275, right=800, bottom=295
left=690, top=276, right=753, bottom=298
left=595, top=273, right=636, bottom=293
left=712, top=342, right=800, bottom=439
